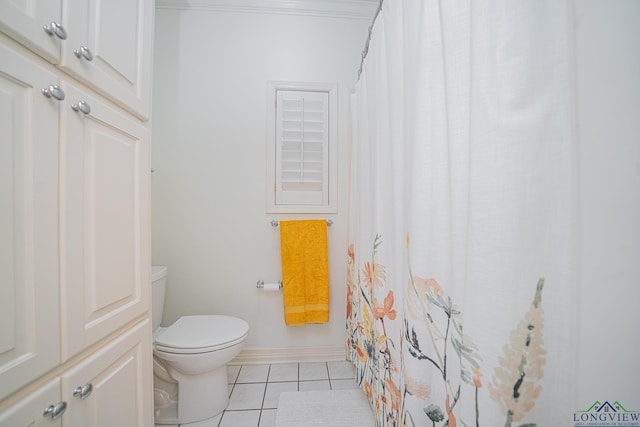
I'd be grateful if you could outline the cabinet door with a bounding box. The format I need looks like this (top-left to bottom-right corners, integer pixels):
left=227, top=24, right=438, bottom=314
left=60, top=82, right=150, bottom=361
left=0, top=0, right=63, bottom=64
left=0, top=379, right=62, bottom=427
left=0, top=41, right=61, bottom=401
left=59, top=0, right=154, bottom=120
left=60, top=320, right=153, bottom=427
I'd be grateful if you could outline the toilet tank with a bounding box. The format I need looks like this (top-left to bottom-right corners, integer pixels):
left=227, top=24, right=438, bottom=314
left=151, top=266, right=167, bottom=331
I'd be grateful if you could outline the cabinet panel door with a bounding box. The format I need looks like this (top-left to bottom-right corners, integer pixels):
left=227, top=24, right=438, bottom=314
left=59, top=0, right=154, bottom=119
left=0, top=0, right=62, bottom=64
left=60, top=320, right=153, bottom=427
left=0, top=41, right=61, bottom=401
left=0, top=379, right=61, bottom=427
left=60, top=82, right=150, bottom=360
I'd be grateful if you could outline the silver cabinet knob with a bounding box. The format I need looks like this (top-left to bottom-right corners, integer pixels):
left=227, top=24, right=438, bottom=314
left=43, top=401, right=67, bottom=420
left=41, top=84, right=65, bottom=101
left=73, top=383, right=93, bottom=400
left=43, top=21, right=67, bottom=40
left=71, top=100, right=91, bottom=115
left=73, top=46, right=93, bottom=61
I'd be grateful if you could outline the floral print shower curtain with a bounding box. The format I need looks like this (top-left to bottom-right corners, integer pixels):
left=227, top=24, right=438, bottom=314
left=347, top=1, right=576, bottom=426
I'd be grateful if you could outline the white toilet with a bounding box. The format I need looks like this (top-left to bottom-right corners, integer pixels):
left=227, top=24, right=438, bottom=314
left=151, top=266, right=249, bottom=425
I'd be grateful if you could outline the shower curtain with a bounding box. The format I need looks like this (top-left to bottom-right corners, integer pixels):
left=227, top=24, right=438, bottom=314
left=347, top=1, right=576, bottom=425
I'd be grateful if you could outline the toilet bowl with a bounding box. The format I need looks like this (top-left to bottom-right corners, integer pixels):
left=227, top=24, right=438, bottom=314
left=151, top=266, right=249, bottom=425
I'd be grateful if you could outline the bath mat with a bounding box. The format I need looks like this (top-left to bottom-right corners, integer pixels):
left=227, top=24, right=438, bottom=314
left=275, top=389, right=375, bottom=427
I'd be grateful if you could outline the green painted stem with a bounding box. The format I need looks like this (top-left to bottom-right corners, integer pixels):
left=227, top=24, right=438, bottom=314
left=505, top=410, right=513, bottom=427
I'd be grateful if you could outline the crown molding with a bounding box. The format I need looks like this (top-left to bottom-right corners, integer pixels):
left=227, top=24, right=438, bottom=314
left=156, top=0, right=378, bottom=20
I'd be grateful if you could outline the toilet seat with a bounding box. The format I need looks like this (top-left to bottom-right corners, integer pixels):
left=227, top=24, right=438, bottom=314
left=154, top=315, right=249, bottom=355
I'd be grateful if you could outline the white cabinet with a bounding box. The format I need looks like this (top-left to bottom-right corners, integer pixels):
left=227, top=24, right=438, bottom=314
left=61, top=320, right=153, bottom=427
left=0, top=321, right=152, bottom=427
left=0, top=41, right=62, bottom=401
left=60, top=0, right=154, bottom=119
left=0, top=1, right=63, bottom=64
left=0, top=0, right=153, bottom=119
left=0, top=0, right=153, bottom=424
left=60, top=82, right=150, bottom=360
left=0, top=380, right=62, bottom=427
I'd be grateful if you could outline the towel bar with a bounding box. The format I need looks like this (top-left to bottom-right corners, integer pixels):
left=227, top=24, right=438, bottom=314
left=270, top=219, right=333, bottom=227
left=256, top=280, right=282, bottom=289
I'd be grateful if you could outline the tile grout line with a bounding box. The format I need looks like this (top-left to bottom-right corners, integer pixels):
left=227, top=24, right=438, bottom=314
left=256, top=364, right=272, bottom=426
left=223, top=364, right=240, bottom=425
left=221, top=364, right=240, bottom=427
left=325, top=362, right=332, bottom=390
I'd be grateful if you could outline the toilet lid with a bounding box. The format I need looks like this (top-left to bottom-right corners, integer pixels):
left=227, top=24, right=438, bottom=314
left=154, top=315, right=249, bottom=351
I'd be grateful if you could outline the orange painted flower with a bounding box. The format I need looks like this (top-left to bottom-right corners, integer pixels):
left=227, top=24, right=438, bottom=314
left=364, top=381, right=373, bottom=399
left=356, top=343, right=368, bottom=363
left=346, top=284, right=353, bottom=320
left=415, top=276, right=444, bottom=296
left=385, top=377, right=401, bottom=412
left=406, top=276, right=446, bottom=320
left=363, top=261, right=386, bottom=288
left=348, top=243, right=355, bottom=262
left=373, top=290, right=397, bottom=320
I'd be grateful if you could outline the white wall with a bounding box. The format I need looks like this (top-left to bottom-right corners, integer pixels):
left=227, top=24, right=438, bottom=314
left=574, top=0, right=640, bottom=406
left=152, top=3, right=640, bottom=393
left=151, top=6, right=370, bottom=352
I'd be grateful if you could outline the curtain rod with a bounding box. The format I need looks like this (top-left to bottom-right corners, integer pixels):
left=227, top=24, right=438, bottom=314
left=357, top=0, right=385, bottom=80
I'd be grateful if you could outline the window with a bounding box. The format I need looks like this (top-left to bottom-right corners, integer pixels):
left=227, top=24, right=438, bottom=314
left=266, top=81, right=337, bottom=213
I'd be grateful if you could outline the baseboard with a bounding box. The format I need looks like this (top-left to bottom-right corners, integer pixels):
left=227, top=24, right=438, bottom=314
left=231, top=345, right=347, bottom=365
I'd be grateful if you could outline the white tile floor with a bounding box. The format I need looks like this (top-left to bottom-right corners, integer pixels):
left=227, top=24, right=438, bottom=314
left=171, top=361, right=358, bottom=427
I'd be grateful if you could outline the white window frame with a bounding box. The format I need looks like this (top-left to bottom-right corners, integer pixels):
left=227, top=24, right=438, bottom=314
left=266, top=81, right=338, bottom=213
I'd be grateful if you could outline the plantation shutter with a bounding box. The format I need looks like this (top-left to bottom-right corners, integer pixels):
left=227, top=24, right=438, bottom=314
left=275, top=90, right=329, bottom=206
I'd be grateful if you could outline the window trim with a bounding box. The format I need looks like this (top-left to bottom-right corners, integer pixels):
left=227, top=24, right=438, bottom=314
left=266, top=81, right=338, bottom=213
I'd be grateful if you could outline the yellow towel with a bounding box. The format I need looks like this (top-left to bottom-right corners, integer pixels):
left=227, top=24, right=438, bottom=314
left=279, top=220, right=330, bottom=326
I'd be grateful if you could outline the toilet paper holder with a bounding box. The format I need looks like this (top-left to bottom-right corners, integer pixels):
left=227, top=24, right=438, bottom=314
left=256, top=280, right=282, bottom=290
